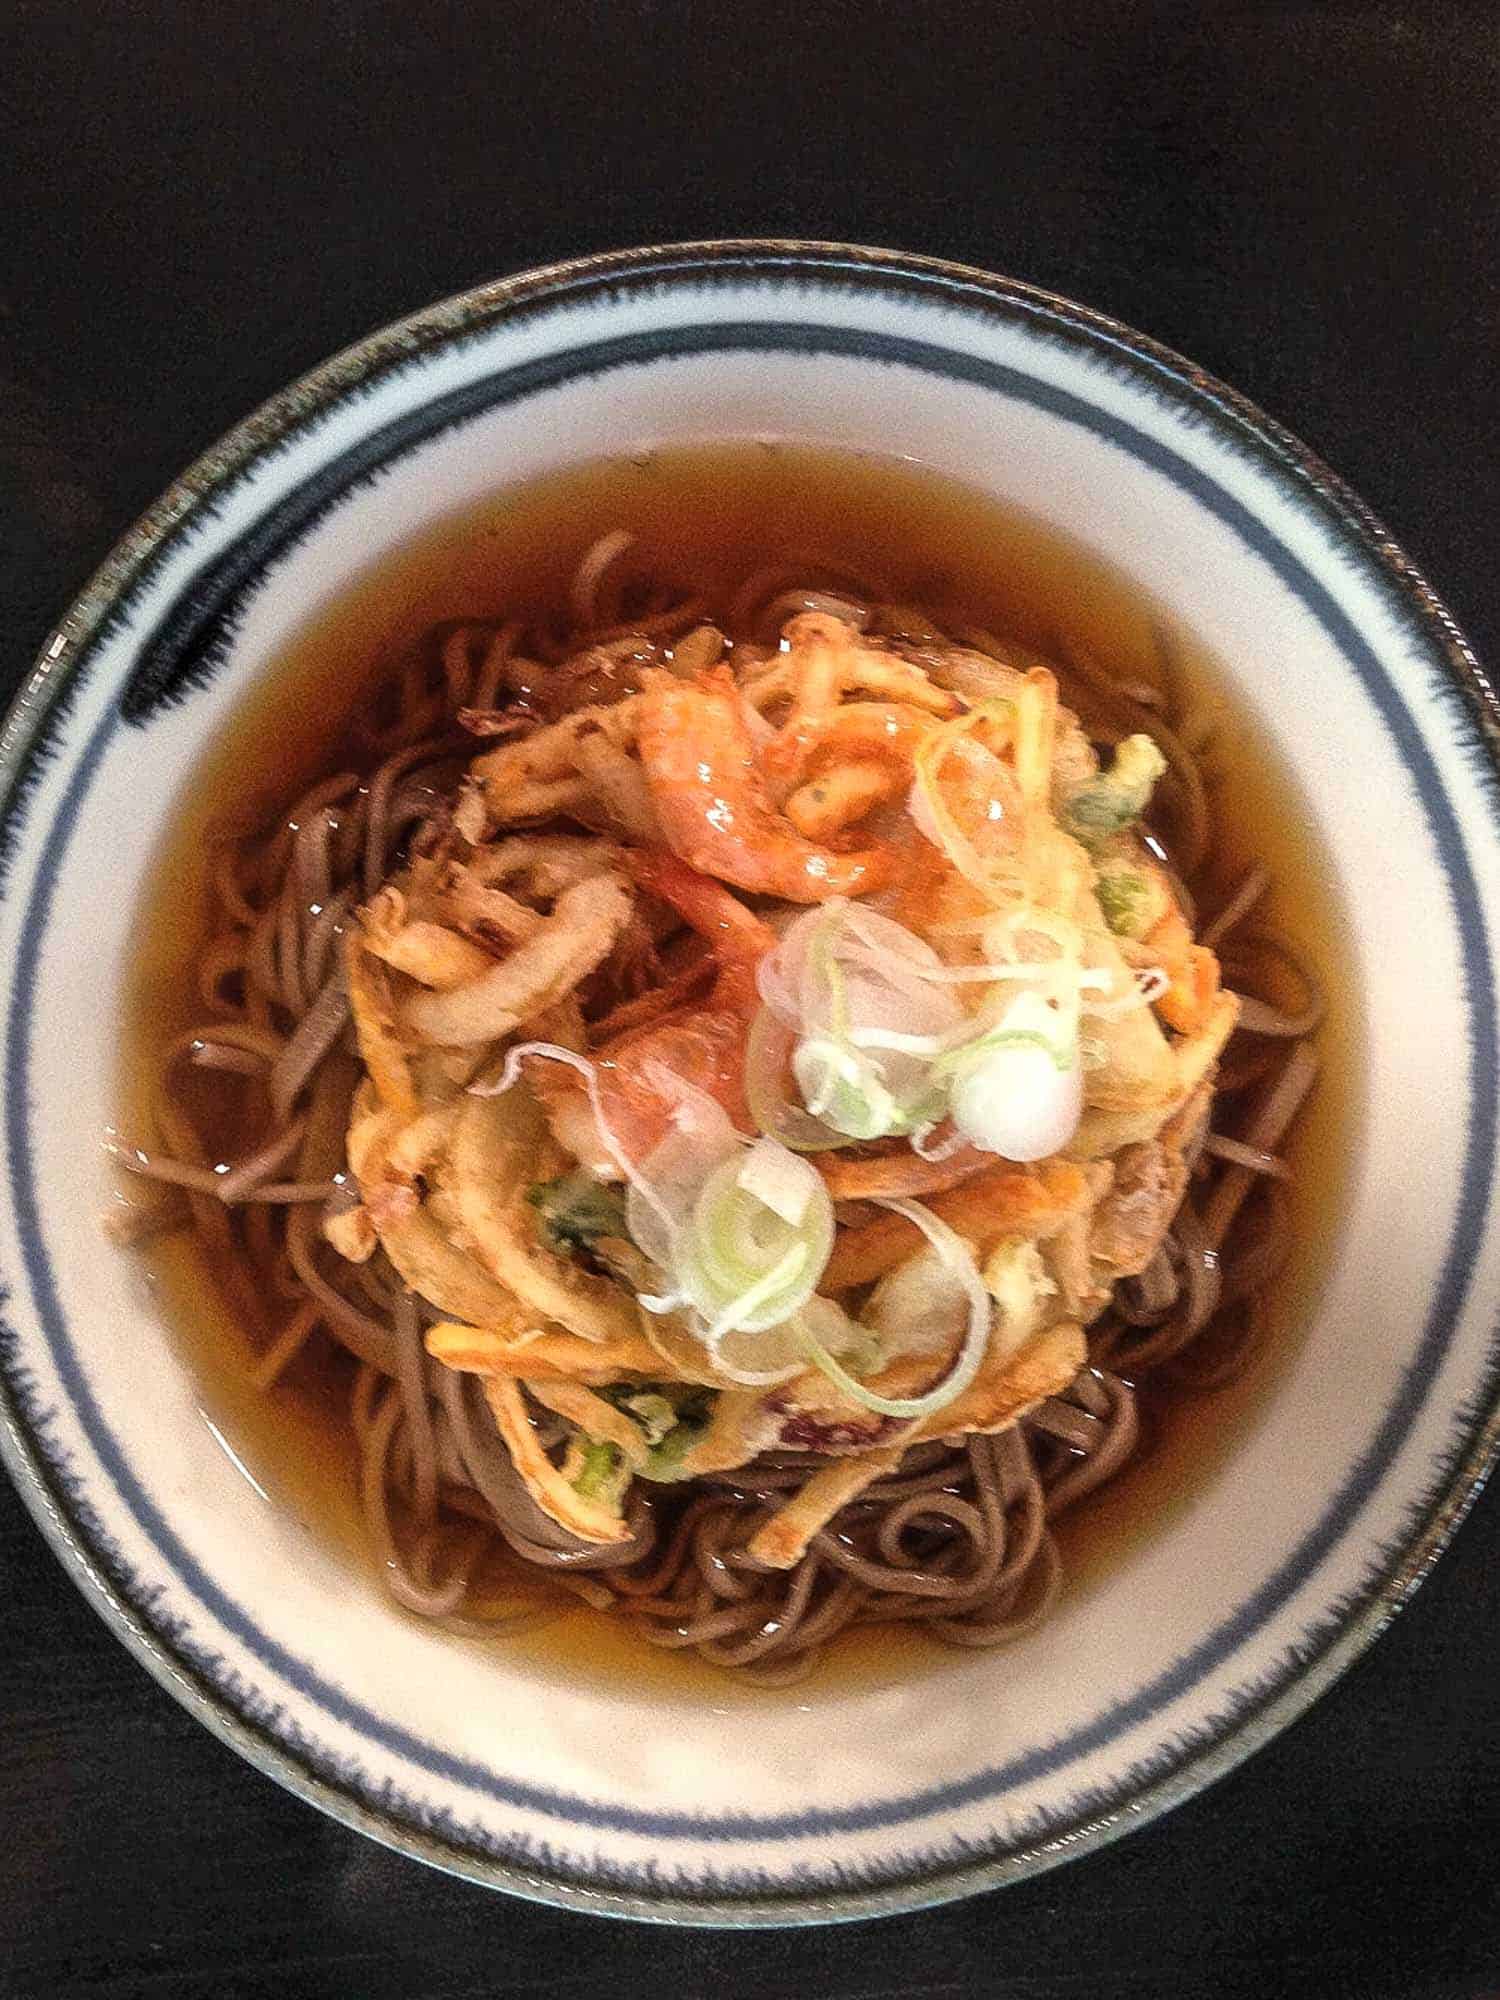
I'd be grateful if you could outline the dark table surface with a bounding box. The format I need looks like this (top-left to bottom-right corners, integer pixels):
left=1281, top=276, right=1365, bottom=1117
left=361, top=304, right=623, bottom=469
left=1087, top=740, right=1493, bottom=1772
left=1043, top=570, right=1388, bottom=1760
left=4, top=4, right=1499, bottom=1996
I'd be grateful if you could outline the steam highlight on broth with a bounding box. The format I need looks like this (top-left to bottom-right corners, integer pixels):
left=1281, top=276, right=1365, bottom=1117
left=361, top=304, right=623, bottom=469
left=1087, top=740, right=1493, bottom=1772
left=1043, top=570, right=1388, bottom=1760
left=111, top=450, right=1324, bottom=1684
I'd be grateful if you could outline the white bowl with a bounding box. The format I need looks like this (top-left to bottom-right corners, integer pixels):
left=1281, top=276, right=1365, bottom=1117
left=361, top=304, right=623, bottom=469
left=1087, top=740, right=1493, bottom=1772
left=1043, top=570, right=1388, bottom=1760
left=3, top=242, right=1499, bottom=1925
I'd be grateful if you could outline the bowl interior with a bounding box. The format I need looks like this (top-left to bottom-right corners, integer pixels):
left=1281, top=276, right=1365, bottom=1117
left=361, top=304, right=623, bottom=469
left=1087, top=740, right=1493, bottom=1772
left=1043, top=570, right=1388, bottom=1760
left=3, top=249, right=1498, bottom=1919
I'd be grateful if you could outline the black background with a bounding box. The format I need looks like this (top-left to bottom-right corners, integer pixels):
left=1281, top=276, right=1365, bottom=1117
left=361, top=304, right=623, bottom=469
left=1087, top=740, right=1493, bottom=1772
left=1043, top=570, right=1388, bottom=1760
left=3, top=4, right=1499, bottom=1996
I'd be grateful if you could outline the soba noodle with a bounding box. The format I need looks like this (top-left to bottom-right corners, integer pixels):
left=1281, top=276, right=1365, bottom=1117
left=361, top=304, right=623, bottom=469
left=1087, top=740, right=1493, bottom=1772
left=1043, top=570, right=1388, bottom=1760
left=111, top=528, right=1322, bottom=1683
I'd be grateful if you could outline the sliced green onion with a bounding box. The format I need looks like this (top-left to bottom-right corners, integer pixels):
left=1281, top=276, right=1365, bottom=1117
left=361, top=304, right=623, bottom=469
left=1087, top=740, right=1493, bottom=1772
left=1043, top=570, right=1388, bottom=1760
left=947, top=1034, right=1084, bottom=1161
left=743, top=1007, right=852, bottom=1153
left=844, top=1026, right=952, bottom=1056
left=677, top=1149, right=834, bottom=1337
left=791, top=1196, right=992, bottom=1419
left=792, top=1037, right=902, bottom=1140
left=624, top=1115, right=741, bottom=1273
left=838, top=903, right=1069, bottom=988
left=759, top=904, right=962, bottom=1143
left=932, top=1025, right=1071, bottom=1079
left=636, top=1287, right=689, bottom=1316
left=908, top=704, right=1026, bottom=907
left=809, top=906, right=850, bottom=1039
left=701, top=1243, right=811, bottom=1349
left=1084, top=966, right=1169, bottom=1019
left=910, top=1119, right=973, bottom=1163
left=734, top=1136, right=817, bottom=1225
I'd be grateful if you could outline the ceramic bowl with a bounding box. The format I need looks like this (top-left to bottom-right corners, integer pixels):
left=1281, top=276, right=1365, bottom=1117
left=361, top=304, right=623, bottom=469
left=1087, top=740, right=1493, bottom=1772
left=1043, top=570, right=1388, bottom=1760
left=3, top=241, right=1499, bottom=1926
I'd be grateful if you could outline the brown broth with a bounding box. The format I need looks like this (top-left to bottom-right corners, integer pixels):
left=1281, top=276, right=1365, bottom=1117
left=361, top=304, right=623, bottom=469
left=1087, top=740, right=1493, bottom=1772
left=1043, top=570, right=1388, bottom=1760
left=121, top=441, right=1356, bottom=1696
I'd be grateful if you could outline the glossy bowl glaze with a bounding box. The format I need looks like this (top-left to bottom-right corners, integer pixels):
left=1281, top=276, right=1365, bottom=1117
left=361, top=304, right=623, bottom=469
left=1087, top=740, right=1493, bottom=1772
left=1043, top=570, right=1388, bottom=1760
left=2, top=241, right=1498, bottom=1924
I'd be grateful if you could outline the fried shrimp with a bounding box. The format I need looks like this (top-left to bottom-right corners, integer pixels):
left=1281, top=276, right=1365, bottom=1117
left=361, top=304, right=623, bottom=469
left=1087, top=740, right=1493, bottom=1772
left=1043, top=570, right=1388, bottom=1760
left=530, top=852, right=775, bottom=1172
left=637, top=666, right=894, bottom=901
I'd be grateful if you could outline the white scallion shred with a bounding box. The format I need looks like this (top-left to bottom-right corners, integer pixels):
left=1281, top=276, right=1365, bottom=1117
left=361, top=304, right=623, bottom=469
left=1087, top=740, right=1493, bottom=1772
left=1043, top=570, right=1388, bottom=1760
left=792, top=1197, right=993, bottom=1420
left=756, top=895, right=1103, bottom=1161
left=735, top=1137, right=818, bottom=1227
left=700, top=1243, right=811, bottom=1349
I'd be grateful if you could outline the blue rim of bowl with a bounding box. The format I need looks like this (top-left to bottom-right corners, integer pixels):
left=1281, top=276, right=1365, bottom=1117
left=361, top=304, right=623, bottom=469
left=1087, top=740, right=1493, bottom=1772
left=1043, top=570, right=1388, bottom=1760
left=1, top=240, right=1499, bottom=1926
